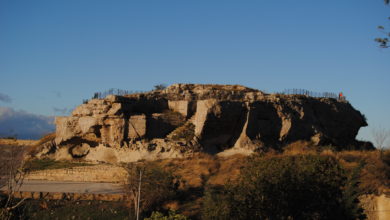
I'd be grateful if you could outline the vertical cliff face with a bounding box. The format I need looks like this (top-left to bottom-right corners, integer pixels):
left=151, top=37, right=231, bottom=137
left=40, top=84, right=370, bottom=163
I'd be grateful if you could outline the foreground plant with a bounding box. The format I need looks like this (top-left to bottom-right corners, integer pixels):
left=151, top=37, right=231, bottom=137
left=202, top=154, right=365, bottom=220
left=124, top=162, right=180, bottom=219
left=145, top=210, right=189, bottom=220
left=0, top=145, right=27, bottom=220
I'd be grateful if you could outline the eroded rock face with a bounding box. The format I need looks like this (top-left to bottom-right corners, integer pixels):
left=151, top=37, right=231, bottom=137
left=71, top=143, right=90, bottom=158
left=42, top=84, right=371, bottom=163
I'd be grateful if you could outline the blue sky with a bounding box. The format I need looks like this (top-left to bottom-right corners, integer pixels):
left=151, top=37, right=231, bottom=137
left=0, top=0, right=389, bottom=141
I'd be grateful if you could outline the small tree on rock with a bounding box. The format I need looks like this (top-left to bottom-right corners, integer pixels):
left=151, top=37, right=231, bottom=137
left=375, top=0, right=390, bottom=48
left=154, top=84, right=167, bottom=91
left=372, top=127, right=389, bottom=151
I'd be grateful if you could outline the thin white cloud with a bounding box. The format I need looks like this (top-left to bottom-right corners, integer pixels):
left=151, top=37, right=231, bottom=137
left=0, top=93, right=11, bottom=103
left=52, top=91, right=62, bottom=98
left=0, top=107, right=54, bottom=140
left=53, top=107, right=69, bottom=115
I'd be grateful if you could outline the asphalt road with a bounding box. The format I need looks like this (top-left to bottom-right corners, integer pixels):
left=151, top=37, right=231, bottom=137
left=1, top=180, right=125, bottom=194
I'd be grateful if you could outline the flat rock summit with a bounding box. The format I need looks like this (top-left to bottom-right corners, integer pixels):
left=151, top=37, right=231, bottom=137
left=35, top=84, right=371, bottom=163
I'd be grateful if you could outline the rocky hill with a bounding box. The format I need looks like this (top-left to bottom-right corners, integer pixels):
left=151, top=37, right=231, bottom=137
left=35, top=84, right=371, bottom=163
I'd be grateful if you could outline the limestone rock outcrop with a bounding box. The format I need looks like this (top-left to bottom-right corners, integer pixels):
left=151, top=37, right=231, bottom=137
left=41, top=84, right=370, bottom=163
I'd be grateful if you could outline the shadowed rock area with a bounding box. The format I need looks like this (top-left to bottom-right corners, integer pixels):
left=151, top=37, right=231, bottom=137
left=33, top=84, right=372, bottom=163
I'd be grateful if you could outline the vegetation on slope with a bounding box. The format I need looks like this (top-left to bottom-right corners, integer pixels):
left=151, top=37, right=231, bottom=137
left=125, top=144, right=390, bottom=219
left=202, top=154, right=363, bottom=220
left=23, top=158, right=91, bottom=172
left=2, top=140, right=390, bottom=219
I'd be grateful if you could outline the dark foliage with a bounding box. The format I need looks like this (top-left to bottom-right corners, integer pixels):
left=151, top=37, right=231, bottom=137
left=124, top=162, right=180, bottom=219
left=202, top=154, right=364, bottom=220
left=154, top=84, right=167, bottom=91
left=375, top=0, right=390, bottom=48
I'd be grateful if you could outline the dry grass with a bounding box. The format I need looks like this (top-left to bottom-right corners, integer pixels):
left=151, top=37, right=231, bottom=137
left=283, top=140, right=318, bottom=155
left=23, top=158, right=91, bottom=171
left=35, top=133, right=56, bottom=146
left=283, top=141, right=390, bottom=193
left=132, top=153, right=248, bottom=219
left=167, top=122, right=195, bottom=142
left=207, top=154, right=246, bottom=185
left=123, top=146, right=389, bottom=218
left=151, top=147, right=390, bottom=195
left=336, top=150, right=365, bottom=169
left=158, top=153, right=220, bottom=188
left=355, top=150, right=390, bottom=194
left=160, top=110, right=186, bottom=127
left=149, top=153, right=247, bottom=189
left=26, top=132, right=56, bottom=157
left=0, top=138, right=37, bottom=146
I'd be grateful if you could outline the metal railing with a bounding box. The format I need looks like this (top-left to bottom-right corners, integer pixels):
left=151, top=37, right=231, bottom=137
left=92, top=88, right=147, bottom=99
left=278, top=89, right=346, bottom=100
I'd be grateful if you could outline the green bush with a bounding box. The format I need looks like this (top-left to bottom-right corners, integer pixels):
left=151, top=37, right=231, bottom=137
left=201, top=186, right=234, bottom=220
left=23, top=200, right=128, bottom=220
left=154, top=84, right=167, bottom=91
left=145, top=210, right=189, bottom=220
left=202, top=154, right=364, bottom=220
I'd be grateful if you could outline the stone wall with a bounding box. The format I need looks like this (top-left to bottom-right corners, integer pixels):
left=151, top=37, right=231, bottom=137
left=25, top=165, right=128, bottom=183
left=168, top=100, right=190, bottom=117
left=128, top=114, right=146, bottom=139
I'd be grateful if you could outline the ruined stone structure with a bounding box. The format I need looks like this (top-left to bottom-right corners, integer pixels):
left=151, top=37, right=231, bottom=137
left=38, top=84, right=370, bottom=163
